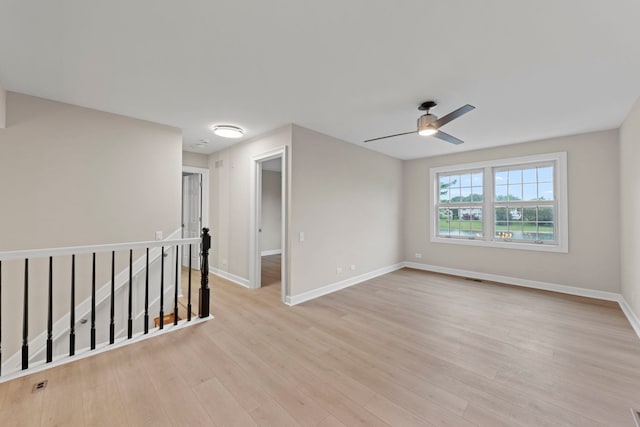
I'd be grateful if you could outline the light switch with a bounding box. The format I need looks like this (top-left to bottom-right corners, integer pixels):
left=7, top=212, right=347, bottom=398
left=299, top=232, right=305, bottom=242
left=155, top=231, right=163, bottom=240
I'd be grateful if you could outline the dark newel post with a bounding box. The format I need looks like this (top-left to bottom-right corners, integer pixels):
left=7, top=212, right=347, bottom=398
left=22, top=259, right=29, bottom=370
left=199, top=228, right=211, bottom=318
left=159, top=247, right=165, bottom=329
left=109, top=251, right=115, bottom=344
left=46, top=257, right=53, bottom=363
left=91, top=253, right=96, bottom=350
left=144, top=248, right=149, bottom=334
left=70, top=255, right=75, bottom=356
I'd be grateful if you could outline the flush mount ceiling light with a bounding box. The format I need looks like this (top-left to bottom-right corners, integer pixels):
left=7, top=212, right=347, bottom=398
left=211, top=125, right=245, bottom=138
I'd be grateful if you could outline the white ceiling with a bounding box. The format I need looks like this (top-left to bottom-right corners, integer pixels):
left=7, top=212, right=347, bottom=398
left=1, top=1, right=639, bottom=160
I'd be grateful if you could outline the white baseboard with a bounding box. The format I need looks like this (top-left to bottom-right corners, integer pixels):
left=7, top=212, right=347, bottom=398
left=404, top=262, right=621, bottom=302
left=285, top=263, right=405, bottom=306
left=261, top=249, right=282, bottom=256
left=404, top=261, right=640, bottom=341
left=209, top=267, right=251, bottom=288
left=618, top=296, right=640, bottom=339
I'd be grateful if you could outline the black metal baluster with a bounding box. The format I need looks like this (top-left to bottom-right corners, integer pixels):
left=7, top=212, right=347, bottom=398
left=91, top=253, right=96, bottom=350
left=199, top=228, right=211, bottom=318
left=127, top=249, right=133, bottom=339
left=46, top=257, right=53, bottom=363
left=144, top=248, right=149, bottom=334
left=159, top=247, right=164, bottom=329
left=174, top=245, right=179, bottom=326
left=70, top=255, right=75, bottom=356
left=22, top=259, right=29, bottom=370
left=109, top=251, right=115, bottom=344
left=187, top=245, right=192, bottom=321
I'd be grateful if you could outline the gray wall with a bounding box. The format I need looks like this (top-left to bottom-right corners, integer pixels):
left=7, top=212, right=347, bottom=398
left=289, top=125, right=404, bottom=296
left=206, top=124, right=404, bottom=299
left=0, top=92, right=182, bottom=250
left=182, top=151, right=209, bottom=169
left=0, top=92, right=182, bottom=362
left=404, top=130, right=620, bottom=292
left=621, top=97, right=640, bottom=317
left=208, top=125, right=293, bottom=281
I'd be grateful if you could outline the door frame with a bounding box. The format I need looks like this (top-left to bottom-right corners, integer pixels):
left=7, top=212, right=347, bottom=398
left=181, top=166, right=210, bottom=271
left=182, top=166, right=210, bottom=234
left=249, top=146, right=288, bottom=303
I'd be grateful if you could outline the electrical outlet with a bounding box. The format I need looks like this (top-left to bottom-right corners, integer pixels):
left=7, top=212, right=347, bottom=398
left=222, top=259, right=228, bottom=266
left=336, top=267, right=342, bottom=274
left=350, top=265, right=356, bottom=271
left=415, top=253, right=422, bottom=259
left=155, top=231, right=163, bottom=240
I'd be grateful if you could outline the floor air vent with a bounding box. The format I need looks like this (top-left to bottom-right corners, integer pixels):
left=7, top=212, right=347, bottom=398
left=32, top=380, right=48, bottom=392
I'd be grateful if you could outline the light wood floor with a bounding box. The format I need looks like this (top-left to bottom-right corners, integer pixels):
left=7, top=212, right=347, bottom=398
left=1, top=267, right=640, bottom=426
left=261, top=254, right=281, bottom=288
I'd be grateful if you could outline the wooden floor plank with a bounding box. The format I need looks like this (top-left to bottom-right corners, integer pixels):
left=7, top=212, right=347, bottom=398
left=1, top=259, right=640, bottom=426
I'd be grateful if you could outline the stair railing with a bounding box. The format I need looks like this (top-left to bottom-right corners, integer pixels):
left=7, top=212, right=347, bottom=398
left=0, top=228, right=212, bottom=378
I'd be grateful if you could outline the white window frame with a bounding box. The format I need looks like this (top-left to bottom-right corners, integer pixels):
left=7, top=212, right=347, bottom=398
left=429, top=152, right=568, bottom=253
left=436, top=168, right=485, bottom=240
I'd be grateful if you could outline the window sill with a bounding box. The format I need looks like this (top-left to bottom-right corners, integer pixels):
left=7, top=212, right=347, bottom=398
left=430, top=236, right=568, bottom=253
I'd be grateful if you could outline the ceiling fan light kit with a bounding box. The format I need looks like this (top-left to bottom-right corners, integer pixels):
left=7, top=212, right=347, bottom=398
left=417, top=114, right=437, bottom=136
left=364, top=101, right=475, bottom=145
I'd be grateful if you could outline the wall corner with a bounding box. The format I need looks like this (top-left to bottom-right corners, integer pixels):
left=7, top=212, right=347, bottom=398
left=0, top=84, right=6, bottom=128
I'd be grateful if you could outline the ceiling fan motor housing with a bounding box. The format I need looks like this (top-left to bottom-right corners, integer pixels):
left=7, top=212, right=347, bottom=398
left=418, top=114, right=437, bottom=135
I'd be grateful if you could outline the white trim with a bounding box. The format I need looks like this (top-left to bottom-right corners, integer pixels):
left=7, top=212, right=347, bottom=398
left=404, top=261, right=620, bottom=301
left=632, top=408, right=640, bottom=427
left=0, top=315, right=213, bottom=384
left=209, top=267, right=251, bottom=288
left=429, top=152, right=568, bottom=253
left=0, top=235, right=199, bottom=261
left=261, top=249, right=282, bottom=256
left=618, top=296, right=640, bottom=340
left=285, top=263, right=405, bottom=306
left=250, top=146, right=289, bottom=303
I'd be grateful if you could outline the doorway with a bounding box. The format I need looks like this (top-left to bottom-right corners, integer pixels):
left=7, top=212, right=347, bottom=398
left=259, top=158, right=283, bottom=289
left=182, top=166, right=210, bottom=270
left=250, top=147, right=288, bottom=303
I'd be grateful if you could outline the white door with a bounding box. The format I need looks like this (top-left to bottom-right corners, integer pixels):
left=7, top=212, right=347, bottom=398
left=182, top=174, right=202, bottom=269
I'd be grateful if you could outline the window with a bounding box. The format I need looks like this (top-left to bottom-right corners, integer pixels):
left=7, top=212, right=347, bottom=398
left=429, top=152, right=568, bottom=252
left=437, top=170, right=484, bottom=239
left=493, top=163, right=555, bottom=243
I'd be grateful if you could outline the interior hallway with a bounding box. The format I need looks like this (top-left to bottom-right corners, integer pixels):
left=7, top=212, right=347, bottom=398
left=261, top=254, right=281, bottom=288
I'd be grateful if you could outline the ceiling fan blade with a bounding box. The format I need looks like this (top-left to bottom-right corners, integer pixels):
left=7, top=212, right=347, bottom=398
left=433, top=104, right=475, bottom=129
left=364, top=130, right=417, bottom=143
left=434, top=130, right=464, bottom=145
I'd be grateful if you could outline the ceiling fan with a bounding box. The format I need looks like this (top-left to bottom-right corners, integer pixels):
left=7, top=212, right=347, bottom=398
left=364, top=101, right=475, bottom=145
